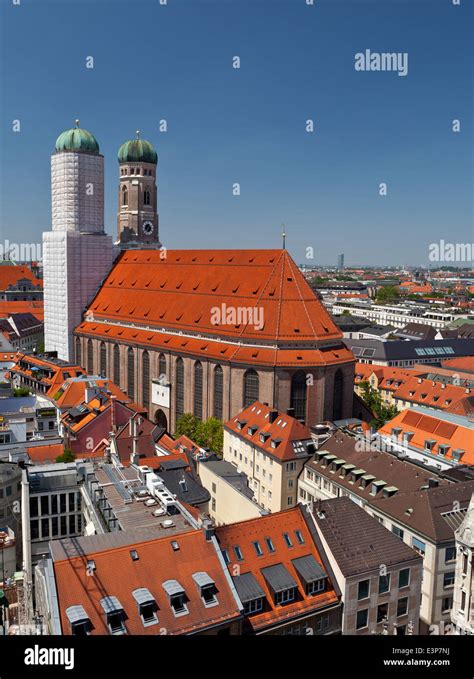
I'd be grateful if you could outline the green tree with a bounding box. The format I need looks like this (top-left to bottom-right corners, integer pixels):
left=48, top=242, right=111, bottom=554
left=359, top=380, right=398, bottom=429
left=175, top=413, right=201, bottom=441
left=375, top=285, right=400, bottom=304
left=56, top=447, right=75, bottom=463
left=197, top=417, right=224, bottom=454
left=175, top=414, right=224, bottom=454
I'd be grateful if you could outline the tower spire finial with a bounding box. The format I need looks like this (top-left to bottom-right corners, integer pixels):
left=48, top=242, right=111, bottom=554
left=282, top=223, right=286, bottom=249
left=136, top=130, right=140, bottom=139
left=75, top=119, right=80, bottom=128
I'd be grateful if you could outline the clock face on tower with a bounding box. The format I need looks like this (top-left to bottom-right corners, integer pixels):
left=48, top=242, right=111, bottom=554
left=141, top=220, right=154, bottom=236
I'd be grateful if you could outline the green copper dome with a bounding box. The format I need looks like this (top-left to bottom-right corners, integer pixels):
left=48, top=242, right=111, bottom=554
left=118, top=133, right=157, bottom=164
left=55, top=121, right=100, bottom=154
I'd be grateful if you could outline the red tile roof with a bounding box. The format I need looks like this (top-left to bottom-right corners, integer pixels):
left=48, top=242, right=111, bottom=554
left=0, top=301, right=44, bottom=321
left=216, top=506, right=339, bottom=632
left=442, top=357, right=474, bottom=374
left=11, top=352, right=85, bottom=398
left=53, top=529, right=241, bottom=635
left=379, top=409, right=474, bottom=464
left=26, top=443, right=64, bottom=464
left=76, top=321, right=353, bottom=367
left=225, top=401, right=312, bottom=462
left=0, top=264, right=42, bottom=291
left=85, top=249, right=341, bottom=341
left=393, top=376, right=471, bottom=411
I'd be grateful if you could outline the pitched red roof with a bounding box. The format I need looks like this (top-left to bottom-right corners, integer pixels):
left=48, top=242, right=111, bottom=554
left=52, top=529, right=241, bottom=635
left=0, top=264, right=42, bottom=291
left=225, top=401, right=312, bottom=462
left=26, top=443, right=64, bottom=464
left=379, top=409, right=474, bottom=464
left=0, top=301, right=44, bottom=321
left=442, top=357, right=474, bottom=374
left=393, top=376, right=471, bottom=411
left=85, top=249, right=341, bottom=342
left=216, top=506, right=339, bottom=632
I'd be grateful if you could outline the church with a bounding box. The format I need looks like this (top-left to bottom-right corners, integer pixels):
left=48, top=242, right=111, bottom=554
left=43, top=123, right=355, bottom=432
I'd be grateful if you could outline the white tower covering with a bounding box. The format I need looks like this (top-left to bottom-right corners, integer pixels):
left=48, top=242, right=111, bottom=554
left=43, top=125, right=114, bottom=362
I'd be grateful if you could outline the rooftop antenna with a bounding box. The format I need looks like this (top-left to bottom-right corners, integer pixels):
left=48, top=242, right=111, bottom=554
left=282, top=223, right=286, bottom=249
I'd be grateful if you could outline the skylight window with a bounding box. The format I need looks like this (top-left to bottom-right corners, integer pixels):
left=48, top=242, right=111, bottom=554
left=253, top=541, right=263, bottom=557
left=283, top=533, right=293, bottom=548
left=234, top=546, right=244, bottom=561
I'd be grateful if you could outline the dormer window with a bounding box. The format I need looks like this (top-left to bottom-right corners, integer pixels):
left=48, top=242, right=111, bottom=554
left=248, top=426, right=257, bottom=436
left=66, top=605, right=91, bottom=636
left=163, top=580, right=189, bottom=616
left=259, top=432, right=270, bottom=444
left=100, top=596, right=126, bottom=635
left=132, top=588, right=158, bottom=627
left=193, top=572, right=218, bottom=607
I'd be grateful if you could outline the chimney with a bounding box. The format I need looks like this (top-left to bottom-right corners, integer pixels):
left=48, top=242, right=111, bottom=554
left=286, top=407, right=295, bottom=418
left=110, top=395, right=117, bottom=432
left=131, top=416, right=140, bottom=465
left=202, top=518, right=215, bottom=541
left=269, top=409, right=278, bottom=424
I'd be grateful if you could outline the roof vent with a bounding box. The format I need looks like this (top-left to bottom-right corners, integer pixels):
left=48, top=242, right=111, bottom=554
left=269, top=409, right=278, bottom=424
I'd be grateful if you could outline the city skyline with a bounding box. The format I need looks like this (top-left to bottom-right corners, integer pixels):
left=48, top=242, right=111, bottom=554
left=0, top=0, right=472, bottom=266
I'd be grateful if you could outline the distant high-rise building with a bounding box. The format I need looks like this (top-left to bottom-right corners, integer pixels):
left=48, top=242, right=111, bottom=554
left=337, top=253, right=345, bottom=269
left=43, top=122, right=114, bottom=361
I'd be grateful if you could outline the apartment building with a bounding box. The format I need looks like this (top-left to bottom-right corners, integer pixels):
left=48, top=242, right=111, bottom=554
left=224, top=401, right=315, bottom=512
left=310, top=497, right=422, bottom=635
left=297, top=430, right=474, bottom=633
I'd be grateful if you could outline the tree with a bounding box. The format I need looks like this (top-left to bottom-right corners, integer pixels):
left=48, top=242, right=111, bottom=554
left=197, top=417, right=223, bottom=454
left=56, top=447, right=75, bottom=463
left=359, top=380, right=398, bottom=429
left=376, top=285, right=400, bottom=304
left=175, top=414, right=224, bottom=454
left=175, top=413, right=201, bottom=441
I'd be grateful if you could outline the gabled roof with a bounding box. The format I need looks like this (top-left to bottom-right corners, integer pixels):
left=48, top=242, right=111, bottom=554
left=51, top=529, right=242, bottom=635
left=225, top=401, right=313, bottom=462
left=312, top=497, right=422, bottom=577
left=215, top=506, right=339, bottom=631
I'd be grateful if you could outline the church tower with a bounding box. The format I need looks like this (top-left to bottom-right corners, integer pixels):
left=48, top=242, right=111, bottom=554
left=43, top=121, right=114, bottom=362
left=116, top=132, right=160, bottom=248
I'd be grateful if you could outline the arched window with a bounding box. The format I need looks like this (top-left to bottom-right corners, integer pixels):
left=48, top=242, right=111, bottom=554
left=127, top=347, right=135, bottom=399
left=291, top=371, right=307, bottom=421
left=194, top=361, right=203, bottom=419
left=159, top=353, right=167, bottom=379
left=214, top=365, right=223, bottom=420
left=142, top=351, right=150, bottom=408
left=75, top=337, right=81, bottom=365
left=175, top=358, right=184, bottom=419
left=333, top=369, right=344, bottom=421
left=154, top=409, right=168, bottom=429
left=100, top=342, right=107, bottom=376
left=113, top=345, right=120, bottom=385
left=87, top=340, right=93, bottom=374
left=122, top=185, right=128, bottom=206
left=144, top=190, right=151, bottom=206
left=243, top=369, right=259, bottom=408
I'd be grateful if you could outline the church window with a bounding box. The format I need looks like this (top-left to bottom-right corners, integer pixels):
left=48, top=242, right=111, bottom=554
left=127, top=347, right=135, bottom=399
left=243, top=369, right=259, bottom=408
left=214, top=365, right=223, bottom=420
left=175, top=358, right=184, bottom=419
left=194, top=361, right=203, bottom=419
left=113, top=345, right=120, bottom=385
left=142, top=351, right=150, bottom=408
left=122, top=185, right=128, bottom=206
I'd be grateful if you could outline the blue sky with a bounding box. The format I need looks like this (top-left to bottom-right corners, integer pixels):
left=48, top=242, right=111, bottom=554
left=0, top=0, right=472, bottom=266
